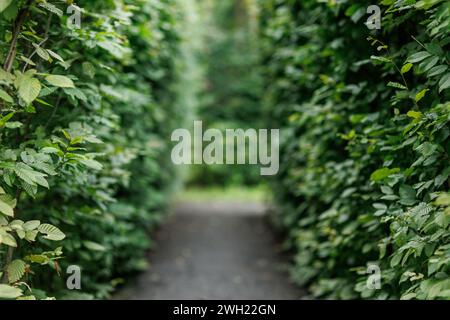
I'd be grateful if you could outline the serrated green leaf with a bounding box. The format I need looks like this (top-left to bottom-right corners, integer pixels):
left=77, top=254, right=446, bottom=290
left=7, top=259, right=26, bottom=283
left=38, top=223, right=65, bottom=241
left=387, top=82, right=407, bottom=90
left=1, top=233, right=17, bottom=247
left=18, top=77, right=41, bottom=105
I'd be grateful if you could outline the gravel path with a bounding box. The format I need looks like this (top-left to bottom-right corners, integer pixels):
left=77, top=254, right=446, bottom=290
left=117, top=201, right=303, bottom=300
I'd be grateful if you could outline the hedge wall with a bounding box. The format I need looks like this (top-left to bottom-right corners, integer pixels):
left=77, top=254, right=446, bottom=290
left=0, top=0, right=184, bottom=299
left=261, top=0, right=450, bottom=299
left=186, top=0, right=264, bottom=188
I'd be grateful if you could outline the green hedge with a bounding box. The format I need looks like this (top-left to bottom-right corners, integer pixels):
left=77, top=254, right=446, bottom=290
left=261, top=0, right=450, bottom=299
left=0, top=0, right=184, bottom=299
left=187, top=0, right=264, bottom=188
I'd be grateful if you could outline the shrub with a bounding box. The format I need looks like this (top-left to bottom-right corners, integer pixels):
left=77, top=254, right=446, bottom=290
left=261, top=0, right=450, bottom=299
left=0, top=0, right=183, bottom=299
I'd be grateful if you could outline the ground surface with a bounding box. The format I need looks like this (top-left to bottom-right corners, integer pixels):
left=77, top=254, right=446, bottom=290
left=117, top=201, right=303, bottom=300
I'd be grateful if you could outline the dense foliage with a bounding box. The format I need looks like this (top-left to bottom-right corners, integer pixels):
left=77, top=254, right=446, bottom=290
left=187, top=0, right=264, bottom=187
left=262, top=0, right=450, bottom=299
left=0, top=0, right=184, bottom=299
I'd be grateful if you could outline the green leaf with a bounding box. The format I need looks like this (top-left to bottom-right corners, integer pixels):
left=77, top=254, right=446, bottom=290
left=80, top=159, right=103, bottom=170
left=0, top=199, right=13, bottom=216
left=438, top=73, right=450, bottom=92
left=83, top=241, right=107, bottom=251
left=0, top=194, right=16, bottom=217
left=20, top=56, right=36, bottom=66
left=399, top=185, right=417, bottom=206
left=370, top=168, right=400, bottom=182
left=41, top=147, right=59, bottom=154
left=407, top=51, right=432, bottom=63
left=14, top=163, right=38, bottom=186
left=33, top=43, right=50, bottom=61
left=24, top=254, right=49, bottom=265
left=47, top=50, right=65, bottom=63
left=82, top=62, right=96, bottom=78
left=0, top=88, right=13, bottom=103
left=38, top=2, right=63, bottom=17
left=0, top=0, right=12, bottom=13
left=7, top=259, right=26, bottom=283
left=435, top=193, right=450, bottom=206
left=45, top=75, right=75, bottom=88
left=387, top=82, right=407, bottom=90
left=1, top=233, right=17, bottom=247
left=38, top=223, right=65, bottom=241
left=427, top=65, right=448, bottom=77
left=18, top=77, right=41, bottom=105
left=23, top=220, right=40, bottom=231
left=0, top=284, right=22, bottom=299
left=425, top=43, right=444, bottom=56
left=370, top=55, right=391, bottom=63
left=24, top=230, right=38, bottom=242
left=419, top=56, right=439, bottom=72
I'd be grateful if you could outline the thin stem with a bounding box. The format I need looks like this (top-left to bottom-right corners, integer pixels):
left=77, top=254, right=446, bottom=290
left=3, top=0, right=34, bottom=73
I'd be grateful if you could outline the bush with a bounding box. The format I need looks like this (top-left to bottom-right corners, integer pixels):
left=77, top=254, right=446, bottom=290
left=261, top=0, right=450, bottom=299
left=0, top=0, right=184, bottom=299
left=187, top=0, right=263, bottom=188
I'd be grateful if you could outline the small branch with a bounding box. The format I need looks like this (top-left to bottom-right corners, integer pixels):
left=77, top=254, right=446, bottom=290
left=22, top=37, right=49, bottom=73
left=22, top=14, right=53, bottom=73
left=1, top=0, right=34, bottom=283
left=3, top=0, right=34, bottom=72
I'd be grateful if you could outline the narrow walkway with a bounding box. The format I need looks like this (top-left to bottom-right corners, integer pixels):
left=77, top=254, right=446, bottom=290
left=118, top=202, right=303, bottom=300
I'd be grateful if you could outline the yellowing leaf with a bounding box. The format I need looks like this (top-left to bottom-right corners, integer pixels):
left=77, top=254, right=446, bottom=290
left=415, top=88, right=429, bottom=102
left=407, top=110, right=423, bottom=120
left=401, top=63, right=413, bottom=74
